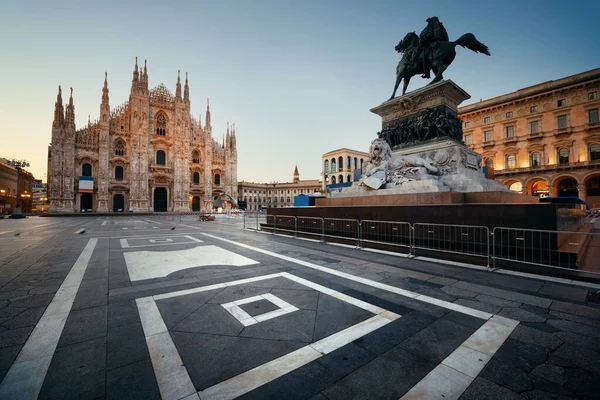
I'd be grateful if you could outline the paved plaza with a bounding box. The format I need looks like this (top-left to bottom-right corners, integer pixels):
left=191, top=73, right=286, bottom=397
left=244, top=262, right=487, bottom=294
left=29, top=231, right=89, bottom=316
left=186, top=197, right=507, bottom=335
left=0, top=215, right=599, bottom=399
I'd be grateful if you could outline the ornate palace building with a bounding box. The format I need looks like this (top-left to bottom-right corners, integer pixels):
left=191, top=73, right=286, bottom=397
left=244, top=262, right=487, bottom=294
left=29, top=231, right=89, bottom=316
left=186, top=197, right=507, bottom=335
left=321, top=148, right=368, bottom=190
left=48, top=59, right=238, bottom=213
left=458, top=68, right=600, bottom=207
left=238, top=166, right=322, bottom=210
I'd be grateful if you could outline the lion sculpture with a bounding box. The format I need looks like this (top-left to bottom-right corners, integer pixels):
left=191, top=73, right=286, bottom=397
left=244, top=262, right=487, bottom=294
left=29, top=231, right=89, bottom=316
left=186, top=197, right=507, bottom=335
left=360, top=138, right=438, bottom=190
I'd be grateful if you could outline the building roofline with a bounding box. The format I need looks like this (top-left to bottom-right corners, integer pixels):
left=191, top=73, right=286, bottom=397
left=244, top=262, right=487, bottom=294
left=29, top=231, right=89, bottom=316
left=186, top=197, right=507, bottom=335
left=322, top=148, right=369, bottom=157
left=459, top=68, right=600, bottom=114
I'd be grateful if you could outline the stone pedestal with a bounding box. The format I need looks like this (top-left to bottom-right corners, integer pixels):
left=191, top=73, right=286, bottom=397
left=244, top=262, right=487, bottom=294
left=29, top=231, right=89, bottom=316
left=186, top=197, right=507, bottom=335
left=336, top=80, right=506, bottom=197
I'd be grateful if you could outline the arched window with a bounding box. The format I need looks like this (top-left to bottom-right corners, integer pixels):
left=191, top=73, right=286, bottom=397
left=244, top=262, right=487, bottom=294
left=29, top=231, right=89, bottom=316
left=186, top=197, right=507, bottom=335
left=558, top=148, right=569, bottom=164
left=346, top=156, right=351, bottom=169
left=590, top=144, right=600, bottom=161
left=155, top=113, right=167, bottom=136
left=115, top=166, right=124, bottom=180
left=193, top=172, right=200, bottom=185
left=353, top=157, right=358, bottom=170
left=338, top=174, right=343, bottom=183
left=360, top=158, right=364, bottom=170
left=509, top=182, right=522, bottom=192
left=115, top=140, right=125, bottom=156
left=530, top=152, right=541, bottom=167
left=331, top=159, right=337, bottom=173
left=506, top=154, right=516, bottom=170
left=347, top=174, right=351, bottom=183
left=331, top=176, right=336, bottom=184
left=192, top=150, right=200, bottom=164
left=338, top=156, right=343, bottom=171
left=214, top=173, right=221, bottom=185
left=156, top=150, right=166, bottom=165
left=485, top=158, right=494, bottom=168
left=324, top=160, right=329, bottom=173
left=82, top=163, right=92, bottom=177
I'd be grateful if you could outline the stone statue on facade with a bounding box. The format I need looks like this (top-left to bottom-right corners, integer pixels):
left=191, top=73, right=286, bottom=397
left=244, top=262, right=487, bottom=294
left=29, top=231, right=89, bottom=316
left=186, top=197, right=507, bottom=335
left=389, top=16, right=491, bottom=99
left=360, top=138, right=439, bottom=189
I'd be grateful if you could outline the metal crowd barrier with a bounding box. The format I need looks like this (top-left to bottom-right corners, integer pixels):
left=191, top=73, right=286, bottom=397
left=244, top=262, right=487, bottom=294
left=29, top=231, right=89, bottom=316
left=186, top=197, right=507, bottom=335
left=360, top=220, right=411, bottom=251
left=242, top=214, right=600, bottom=279
left=413, top=223, right=490, bottom=265
left=492, top=226, right=600, bottom=274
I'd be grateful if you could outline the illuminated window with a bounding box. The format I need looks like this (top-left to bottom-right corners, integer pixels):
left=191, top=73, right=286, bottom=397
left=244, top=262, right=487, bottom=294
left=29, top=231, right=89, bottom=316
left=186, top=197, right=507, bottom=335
left=506, top=154, right=516, bottom=169
left=530, top=152, right=541, bottom=167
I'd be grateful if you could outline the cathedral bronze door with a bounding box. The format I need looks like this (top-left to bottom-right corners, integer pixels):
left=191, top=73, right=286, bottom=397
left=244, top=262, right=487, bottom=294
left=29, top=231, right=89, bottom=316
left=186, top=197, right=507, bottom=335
left=153, top=188, right=168, bottom=212
left=113, top=194, right=124, bottom=212
left=80, top=193, right=93, bottom=212
left=192, top=196, right=200, bottom=211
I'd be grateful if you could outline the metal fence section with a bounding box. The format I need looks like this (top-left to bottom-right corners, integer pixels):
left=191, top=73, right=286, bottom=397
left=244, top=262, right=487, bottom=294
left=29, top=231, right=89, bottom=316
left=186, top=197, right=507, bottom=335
left=296, top=216, right=325, bottom=241
left=492, top=227, right=600, bottom=275
left=273, top=215, right=297, bottom=236
left=323, top=218, right=360, bottom=246
left=243, top=214, right=600, bottom=280
left=360, top=220, right=411, bottom=250
left=412, top=223, right=490, bottom=265
left=243, top=211, right=266, bottom=231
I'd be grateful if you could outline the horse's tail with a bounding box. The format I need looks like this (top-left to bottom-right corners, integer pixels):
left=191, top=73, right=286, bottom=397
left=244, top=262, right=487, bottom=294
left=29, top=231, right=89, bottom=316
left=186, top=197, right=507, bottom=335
left=452, top=33, right=491, bottom=56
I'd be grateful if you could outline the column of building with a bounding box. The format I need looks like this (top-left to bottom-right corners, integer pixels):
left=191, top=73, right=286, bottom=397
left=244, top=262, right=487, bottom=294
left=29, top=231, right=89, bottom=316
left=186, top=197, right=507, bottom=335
left=128, top=58, right=150, bottom=211
left=97, top=72, right=110, bottom=212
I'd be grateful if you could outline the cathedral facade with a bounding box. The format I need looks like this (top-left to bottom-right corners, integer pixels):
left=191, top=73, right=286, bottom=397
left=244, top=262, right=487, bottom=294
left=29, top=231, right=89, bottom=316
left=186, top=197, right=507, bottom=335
left=48, top=59, right=238, bottom=213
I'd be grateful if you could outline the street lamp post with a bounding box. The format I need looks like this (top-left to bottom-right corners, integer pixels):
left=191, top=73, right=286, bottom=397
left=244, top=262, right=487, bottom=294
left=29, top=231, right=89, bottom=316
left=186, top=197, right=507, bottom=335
left=7, top=159, right=30, bottom=219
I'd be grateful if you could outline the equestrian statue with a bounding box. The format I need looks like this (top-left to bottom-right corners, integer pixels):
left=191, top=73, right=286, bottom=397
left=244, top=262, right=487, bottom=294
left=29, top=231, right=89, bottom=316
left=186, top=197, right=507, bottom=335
left=389, top=17, right=490, bottom=100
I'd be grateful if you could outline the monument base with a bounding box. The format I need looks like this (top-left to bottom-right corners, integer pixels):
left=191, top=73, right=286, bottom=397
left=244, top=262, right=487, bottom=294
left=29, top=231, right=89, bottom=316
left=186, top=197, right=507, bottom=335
left=337, top=137, right=505, bottom=197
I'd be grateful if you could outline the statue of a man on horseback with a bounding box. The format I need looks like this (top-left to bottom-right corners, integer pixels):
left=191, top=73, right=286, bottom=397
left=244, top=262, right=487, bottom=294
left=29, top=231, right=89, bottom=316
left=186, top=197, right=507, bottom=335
left=419, top=17, right=449, bottom=79
left=389, top=17, right=490, bottom=100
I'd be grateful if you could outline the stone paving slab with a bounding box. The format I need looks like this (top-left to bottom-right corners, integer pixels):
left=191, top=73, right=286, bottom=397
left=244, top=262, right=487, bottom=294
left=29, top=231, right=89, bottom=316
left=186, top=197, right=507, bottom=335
left=0, top=216, right=599, bottom=399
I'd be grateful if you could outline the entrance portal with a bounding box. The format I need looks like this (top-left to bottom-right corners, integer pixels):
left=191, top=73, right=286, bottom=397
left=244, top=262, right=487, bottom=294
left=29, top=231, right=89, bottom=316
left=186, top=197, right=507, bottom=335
left=192, top=196, right=200, bottom=211
left=154, top=187, right=168, bottom=212
left=81, top=193, right=93, bottom=212
left=113, top=194, right=125, bottom=212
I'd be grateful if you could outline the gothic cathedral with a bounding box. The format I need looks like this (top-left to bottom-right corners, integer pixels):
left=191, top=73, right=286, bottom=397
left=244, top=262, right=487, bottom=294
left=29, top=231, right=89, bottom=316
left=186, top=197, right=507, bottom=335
left=47, top=58, right=238, bottom=213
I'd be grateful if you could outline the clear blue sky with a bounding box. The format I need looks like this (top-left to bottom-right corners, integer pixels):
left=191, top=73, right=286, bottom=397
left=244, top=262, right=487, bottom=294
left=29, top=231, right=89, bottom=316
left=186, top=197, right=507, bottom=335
left=1, top=0, right=599, bottom=183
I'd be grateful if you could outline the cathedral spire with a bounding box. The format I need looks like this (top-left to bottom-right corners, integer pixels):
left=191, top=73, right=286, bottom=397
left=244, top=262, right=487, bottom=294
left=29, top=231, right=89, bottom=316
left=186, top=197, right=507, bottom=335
left=65, top=87, right=75, bottom=130
left=184, top=72, right=189, bottom=103
left=175, top=70, right=182, bottom=102
left=102, top=72, right=109, bottom=105
left=143, top=59, right=148, bottom=92
left=131, top=57, right=139, bottom=93
left=205, top=98, right=211, bottom=129
left=232, top=123, right=237, bottom=150
left=52, top=85, right=65, bottom=128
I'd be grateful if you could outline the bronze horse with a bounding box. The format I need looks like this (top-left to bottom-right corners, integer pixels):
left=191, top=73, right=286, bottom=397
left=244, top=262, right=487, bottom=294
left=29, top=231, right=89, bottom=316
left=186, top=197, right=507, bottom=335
left=389, top=31, right=490, bottom=99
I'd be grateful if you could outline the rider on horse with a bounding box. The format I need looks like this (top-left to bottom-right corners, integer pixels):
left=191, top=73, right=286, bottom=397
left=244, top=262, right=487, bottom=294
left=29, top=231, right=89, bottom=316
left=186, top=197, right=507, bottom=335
left=418, top=17, right=449, bottom=79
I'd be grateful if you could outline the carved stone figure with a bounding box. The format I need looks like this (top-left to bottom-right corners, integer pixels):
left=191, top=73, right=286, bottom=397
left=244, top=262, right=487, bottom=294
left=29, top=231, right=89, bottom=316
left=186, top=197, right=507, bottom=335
left=378, top=107, right=463, bottom=148
left=389, top=17, right=491, bottom=98
left=360, top=138, right=438, bottom=189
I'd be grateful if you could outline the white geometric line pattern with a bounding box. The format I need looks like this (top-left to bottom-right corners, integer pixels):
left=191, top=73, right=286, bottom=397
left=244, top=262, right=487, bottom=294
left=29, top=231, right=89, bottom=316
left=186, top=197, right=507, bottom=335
left=189, top=231, right=521, bottom=400
left=221, top=294, right=299, bottom=327
left=137, top=272, right=401, bottom=400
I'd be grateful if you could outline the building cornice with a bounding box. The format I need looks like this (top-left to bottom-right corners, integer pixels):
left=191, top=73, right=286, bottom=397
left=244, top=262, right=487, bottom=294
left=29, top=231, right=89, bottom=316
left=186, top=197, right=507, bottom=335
left=459, top=68, right=600, bottom=115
